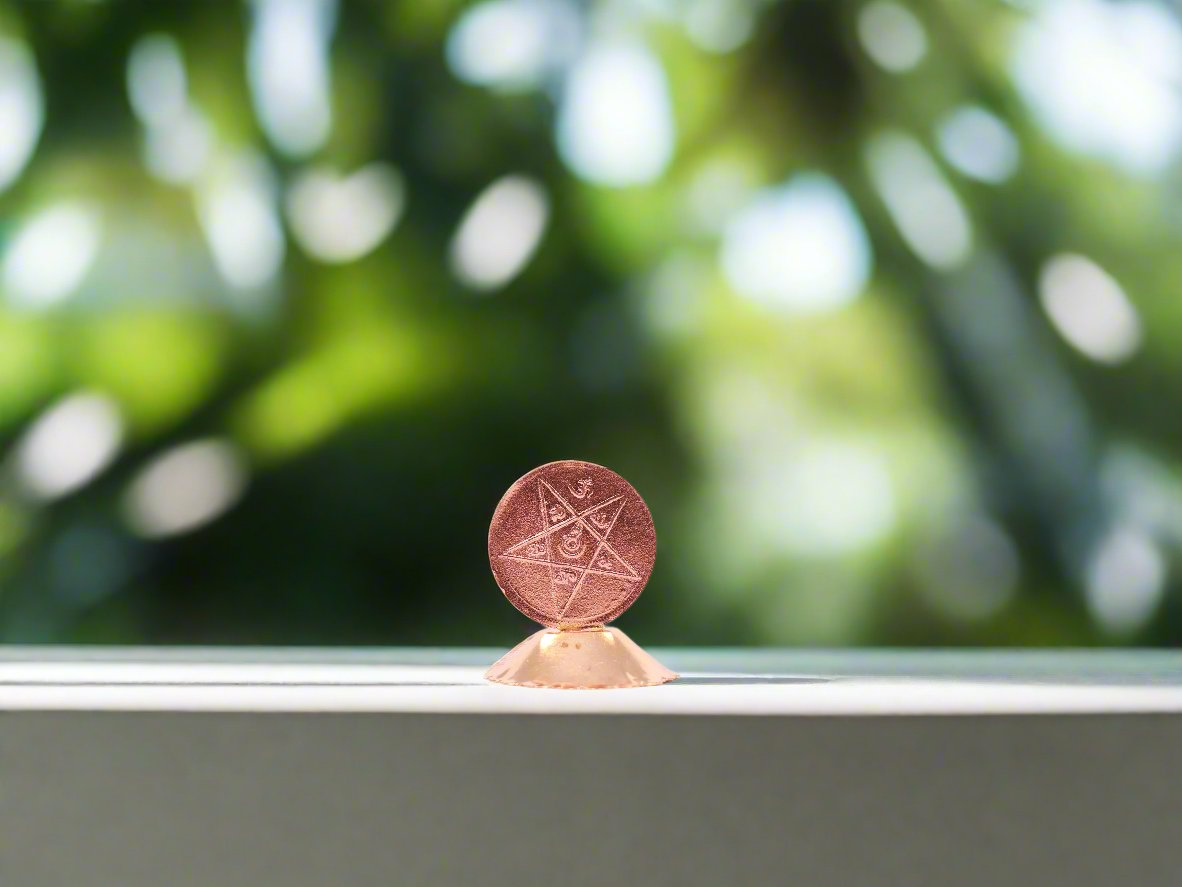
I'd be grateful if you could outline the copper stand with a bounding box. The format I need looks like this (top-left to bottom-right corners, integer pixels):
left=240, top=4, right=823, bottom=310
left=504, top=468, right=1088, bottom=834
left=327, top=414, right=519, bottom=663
left=485, top=625, right=677, bottom=689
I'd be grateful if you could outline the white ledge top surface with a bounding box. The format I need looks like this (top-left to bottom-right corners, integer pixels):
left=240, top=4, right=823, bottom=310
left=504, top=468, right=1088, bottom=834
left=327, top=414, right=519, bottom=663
left=0, top=646, right=1179, bottom=716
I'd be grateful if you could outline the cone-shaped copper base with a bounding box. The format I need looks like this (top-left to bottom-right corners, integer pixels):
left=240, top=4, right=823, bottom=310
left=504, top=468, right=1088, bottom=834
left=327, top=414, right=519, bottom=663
left=485, top=626, right=677, bottom=689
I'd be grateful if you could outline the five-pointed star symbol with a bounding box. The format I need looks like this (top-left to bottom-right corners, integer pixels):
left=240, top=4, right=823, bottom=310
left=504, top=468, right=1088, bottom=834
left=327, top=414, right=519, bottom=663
left=498, top=479, right=639, bottom=618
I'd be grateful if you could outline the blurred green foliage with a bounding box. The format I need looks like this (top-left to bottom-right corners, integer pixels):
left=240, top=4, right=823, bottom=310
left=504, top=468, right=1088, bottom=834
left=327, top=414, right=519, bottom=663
left=0, top=0, right=1181, bottom=648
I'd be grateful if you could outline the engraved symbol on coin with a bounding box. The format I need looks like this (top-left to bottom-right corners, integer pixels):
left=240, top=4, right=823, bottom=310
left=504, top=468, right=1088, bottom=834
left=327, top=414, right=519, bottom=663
left=558, top=524, right=585, bottom=559
left=488, top=460, right=656, bottom=629
left=568, top=477, right=593, bottom=500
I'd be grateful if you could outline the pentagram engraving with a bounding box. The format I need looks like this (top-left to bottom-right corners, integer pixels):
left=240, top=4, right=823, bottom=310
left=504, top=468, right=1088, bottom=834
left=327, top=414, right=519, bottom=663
left=488, top=461, right=656, bottom=629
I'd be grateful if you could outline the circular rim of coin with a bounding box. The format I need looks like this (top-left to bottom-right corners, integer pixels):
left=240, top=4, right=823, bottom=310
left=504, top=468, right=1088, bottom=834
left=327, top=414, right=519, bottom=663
left=488, top=460, right=656, bottom=629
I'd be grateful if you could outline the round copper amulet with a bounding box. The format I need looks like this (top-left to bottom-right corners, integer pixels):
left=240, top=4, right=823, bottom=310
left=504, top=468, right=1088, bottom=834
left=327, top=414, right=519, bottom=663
left=488, top=461, right=656, bottom=630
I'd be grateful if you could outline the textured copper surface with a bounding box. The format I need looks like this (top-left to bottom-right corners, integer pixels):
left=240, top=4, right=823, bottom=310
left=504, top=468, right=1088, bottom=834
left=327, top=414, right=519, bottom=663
left=488, top=461, right=656, bottom=629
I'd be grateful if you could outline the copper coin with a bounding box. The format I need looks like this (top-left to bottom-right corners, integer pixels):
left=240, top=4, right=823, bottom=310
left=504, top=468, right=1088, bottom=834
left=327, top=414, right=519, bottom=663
left=488, top=460, right=657, bottom=629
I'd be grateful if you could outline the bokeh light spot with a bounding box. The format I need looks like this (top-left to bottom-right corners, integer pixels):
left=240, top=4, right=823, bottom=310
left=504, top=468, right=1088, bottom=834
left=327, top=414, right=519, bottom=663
left=248, top=0, right=336, bottom=157
left=936, top=105, right=1020, bottom=184
left=556, top=41, right=675, bottom=187
left=126, top=33, right=213, bottom=184
left=720, top=173, right=872, bottom=314
left=858, top=1, right=928, bottom=73
left=144, top=107, right=213, bottom=184
left=450, top=175, right=549, bottom=291
left=197, top=153, right=285, bottom=293
left=446, top=0, right=579, bottom=91
left=286, top=164, right=405, bottom=263
left=126, top=34, right=187, bottom=127
left=1039, top=254, right=1142, bottom=364
left=726, top=439, right=898, bottom=558
left=1086, top=527, right=1165, bottom=634
left=682, top=0, right=755, bottom=54
left=775, top=442, right=897, bottom=555
left=914, top=515, right=1020, bottom=622
left=3, top=203, right=102, bottom=309
left=14, top=392, right=123, bottom=501
left=1012, top=0, right=1182, bottom=174
left=866, top=131, right=972, bottom=270
left=0, top=37, right=44, bottom=193
left=124, top=439, right=248, bottom=538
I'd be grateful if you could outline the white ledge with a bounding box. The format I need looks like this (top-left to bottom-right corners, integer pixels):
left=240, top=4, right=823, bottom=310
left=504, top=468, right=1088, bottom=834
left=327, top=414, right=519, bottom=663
left=0, top=646, right=1179, bottom=715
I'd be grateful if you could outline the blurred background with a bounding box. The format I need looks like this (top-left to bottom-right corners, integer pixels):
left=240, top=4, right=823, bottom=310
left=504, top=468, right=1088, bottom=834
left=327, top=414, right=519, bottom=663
left=0, top=0, right=1181, bottom=648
